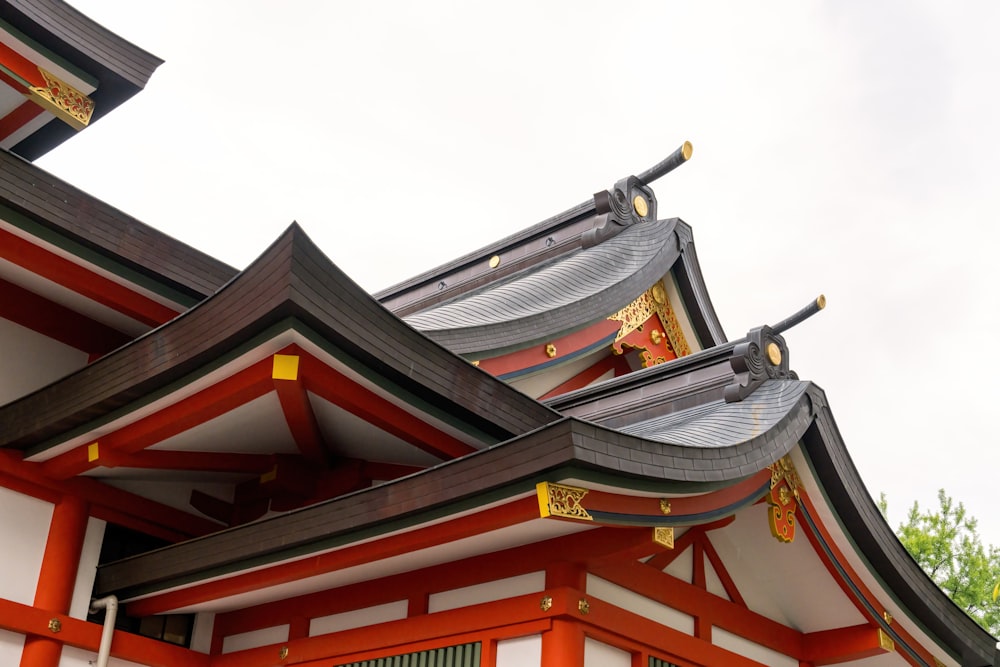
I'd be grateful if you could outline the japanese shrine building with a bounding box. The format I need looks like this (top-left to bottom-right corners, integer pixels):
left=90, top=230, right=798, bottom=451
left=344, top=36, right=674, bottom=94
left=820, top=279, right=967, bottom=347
left=0, top=3, right=996, bottom=667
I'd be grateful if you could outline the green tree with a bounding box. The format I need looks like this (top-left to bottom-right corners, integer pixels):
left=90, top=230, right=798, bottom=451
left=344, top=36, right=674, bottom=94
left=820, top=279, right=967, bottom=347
left=879, top=489, right=1000, bottom=636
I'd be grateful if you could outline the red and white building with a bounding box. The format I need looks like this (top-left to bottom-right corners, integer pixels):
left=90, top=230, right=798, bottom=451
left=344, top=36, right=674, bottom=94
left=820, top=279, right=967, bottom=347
left=0, top=3, right=995, bottom=666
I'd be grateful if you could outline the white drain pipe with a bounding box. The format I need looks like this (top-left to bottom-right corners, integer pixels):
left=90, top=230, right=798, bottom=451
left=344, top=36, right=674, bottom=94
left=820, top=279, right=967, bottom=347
left=88, top=595, right=118, bottom=667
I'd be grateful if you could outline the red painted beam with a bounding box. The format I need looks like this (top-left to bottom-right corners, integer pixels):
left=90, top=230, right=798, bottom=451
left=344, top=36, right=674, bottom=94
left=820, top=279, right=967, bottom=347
left=128, top=497, right=543, bottom=616
left=702, top=533, right=746, bottom=608
left=0, top=227, right=178, bottom=328
left=476, top=318, right=621, bottom=378
left=0, top=101, right=44, bottom=142
left=0, top=278, right=130, bottom=354
left=273, top=375, right=330, bottom=465
left=0, top=596, right=209, bottom=667
left=300, top=355, right=476, bottom=460
left=0, top=41, right=45, bottom=87
left=802, top=624, right=889, bottom=665
left=40, top=358, right=274, bottom=479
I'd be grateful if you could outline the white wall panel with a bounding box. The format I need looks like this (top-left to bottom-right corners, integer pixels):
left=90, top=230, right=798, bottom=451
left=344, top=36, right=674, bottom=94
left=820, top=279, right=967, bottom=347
left=190, top=612, right=215, bottom=654
left=428, top=571, right=544, bottom=613
left=0, top=629, right=25, bottom=664
left=69, top=517, right=106, bottom=619
left=222, top=624, right=289, bottom=654
left=0, top=317, right=87, bottom=405
left=495, top=634, right=541, bottom=667
left=587, top=574, right=694, bottom=635
left=310, top=600, right=408, bottom=636
left=584, top=637, right=631, bottom=667
left=713, top=626, right=798, bottom=667
left=0, top=486, right=52, bottom=604
left=61, top=644, right=149, bottom=666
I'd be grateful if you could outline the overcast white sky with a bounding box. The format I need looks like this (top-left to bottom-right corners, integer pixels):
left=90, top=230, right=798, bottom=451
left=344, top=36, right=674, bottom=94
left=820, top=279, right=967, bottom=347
left=39, top=2, right=1000, bottom=544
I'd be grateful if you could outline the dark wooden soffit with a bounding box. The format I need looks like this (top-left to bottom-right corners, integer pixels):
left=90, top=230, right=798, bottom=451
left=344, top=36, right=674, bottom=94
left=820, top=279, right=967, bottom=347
left=0, top=149, right=236, bottom=300
left=0, top=0, right=164, bottom=159
left=0, top=223, right=556, bottom=451
left=802, top=396, right=997, bottom=666
left=95, top=401, right=816, bottom=600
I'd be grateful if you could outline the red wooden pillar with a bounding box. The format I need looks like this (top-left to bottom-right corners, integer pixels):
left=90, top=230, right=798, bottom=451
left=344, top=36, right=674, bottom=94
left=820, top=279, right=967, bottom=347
left=541, top=618, right=585, bottom=666
left=20, top=495, right=90, bottom=667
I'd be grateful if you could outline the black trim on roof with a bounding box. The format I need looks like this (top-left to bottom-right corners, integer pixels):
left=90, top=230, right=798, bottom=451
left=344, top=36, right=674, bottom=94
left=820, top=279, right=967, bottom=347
left=803, top=399, right=997, bottom=666
left=0, top=0, right=163, bottom=159
left=0, top=223, right=557, bottom=451
left=0, top=148, right=236, bottom=300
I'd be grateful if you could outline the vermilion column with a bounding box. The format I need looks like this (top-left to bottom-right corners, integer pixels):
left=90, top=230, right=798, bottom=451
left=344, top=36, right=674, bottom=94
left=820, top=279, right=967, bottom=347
left=541, top=618, right=585, bottom=666
left=20, top=495, right=90, bottom=667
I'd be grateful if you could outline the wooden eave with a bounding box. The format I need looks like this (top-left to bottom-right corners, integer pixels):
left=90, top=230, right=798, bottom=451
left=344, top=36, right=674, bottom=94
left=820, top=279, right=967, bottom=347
left=95, top=396, right=817, bottom=600
left=0, top=149, right=236, bottom=301
left=0, top=223, right=557, bottom=452
left=0, top=0, right=163, bottom=159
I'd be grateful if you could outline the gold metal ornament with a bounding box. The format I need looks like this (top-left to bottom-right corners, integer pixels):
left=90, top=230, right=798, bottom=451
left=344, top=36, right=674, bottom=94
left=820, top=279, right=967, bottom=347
left=659, top=499, right=671, bottom=515
left=28, top=68, right=94, bottom=130
left=877, top=629, right=895, bottom=652
left=650, top=329, right=663, bottom=345
left=48, top=618, right=61, bottom=633
left=653, top=527, right=675, bottom=548
left=578, top=599, right=590, bottom=615
left=883, top=611, right=893, bottom=624
left=766, top=342, right=782, bottom=365
left=545, top=343, right=557, bottom=358
left=633, top=195, right=649, bottom=217
left=540, top=596, right=553, bottom=612
left=279, top=646, right=289, bottom=660
left=681, top=141, right=693, bottom=161
left=537, top=482, right=592, bottom=520
left=489, top=255, right=501, bottom=268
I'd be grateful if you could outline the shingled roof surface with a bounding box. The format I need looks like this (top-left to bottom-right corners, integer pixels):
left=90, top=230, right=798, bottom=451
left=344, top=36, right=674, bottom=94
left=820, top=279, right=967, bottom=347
left=403, top=218, right=683, bottom=355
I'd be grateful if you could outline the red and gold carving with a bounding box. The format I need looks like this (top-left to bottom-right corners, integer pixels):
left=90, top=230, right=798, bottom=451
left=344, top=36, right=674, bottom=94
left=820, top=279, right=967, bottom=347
left=766, top=456, right=802, bottom=543
left=607, top=280, right=691, bottom=368
left=28, top=68, right=94, bottom=130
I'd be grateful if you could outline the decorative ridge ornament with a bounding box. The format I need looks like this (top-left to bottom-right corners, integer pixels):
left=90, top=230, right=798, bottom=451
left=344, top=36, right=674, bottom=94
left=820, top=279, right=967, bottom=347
left=28, top=68, right=94, bottom=131
left=766, top=456, right=802, bottom=543
left=582, top=141, right=692, bottom=248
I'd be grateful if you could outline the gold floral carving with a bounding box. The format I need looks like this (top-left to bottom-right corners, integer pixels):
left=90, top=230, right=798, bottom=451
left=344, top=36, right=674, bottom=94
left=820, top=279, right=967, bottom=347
left=536, top=482, right=592, bottom=521
left=653, top=527, right=674, bottom=548
left=578, top=598, right=590, bottom=615
left=659, top=499, right=672, bottom=515
left=878, top=629, right=895, bottom=652
left=766, top=456, right=802, bottom=543
left=540, top=596, right=553, bottom=611
left=28, top=68, right=94, bottom=131
left=608, top=280, right=692, bottom=357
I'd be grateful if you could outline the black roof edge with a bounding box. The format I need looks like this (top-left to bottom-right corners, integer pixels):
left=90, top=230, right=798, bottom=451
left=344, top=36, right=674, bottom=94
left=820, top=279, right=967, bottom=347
left=672, top=221, right=727, bottom=347
left=0, top=0, right=163, bottom=159
left=803, top=396, right=996, bottom=666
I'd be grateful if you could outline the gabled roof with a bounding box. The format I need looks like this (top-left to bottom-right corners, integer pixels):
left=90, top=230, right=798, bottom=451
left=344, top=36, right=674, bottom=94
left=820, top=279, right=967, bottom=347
left=378, top=146, right=727, bottom=353
left=0, top=223, right=556, bottom=453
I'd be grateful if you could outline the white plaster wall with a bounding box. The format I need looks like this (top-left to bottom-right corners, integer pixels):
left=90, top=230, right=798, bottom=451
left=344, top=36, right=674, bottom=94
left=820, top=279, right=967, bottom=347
left=586, top=574, right=694, bottom=635
left=0, top=629, right=25, bottom=665
left=61, top=645, right=150, bottom=666
left=190, top=612, right=215, bottom=654
left=0, top=317, right=87, bottom=405
left=310, top=600, right=408, bottom=636
left=221, top=624, right=289, bottom=654
left=428, top=571, right=544, bottom=613
left=712, top=626, right=798, bottom=667
left=495, top=634, right=541, bottom=667
left=584, top=637, right=631, bottom=667
left=0, top=486, right=52, bottom=604
left=69, top=517, right=106, bottom=619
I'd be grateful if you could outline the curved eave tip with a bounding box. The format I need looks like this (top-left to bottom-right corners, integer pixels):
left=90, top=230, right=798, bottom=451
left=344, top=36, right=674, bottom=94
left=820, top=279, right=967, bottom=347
left=816, top=294, right=826, bottom=309
left=682, top=140, right=693, bottom=160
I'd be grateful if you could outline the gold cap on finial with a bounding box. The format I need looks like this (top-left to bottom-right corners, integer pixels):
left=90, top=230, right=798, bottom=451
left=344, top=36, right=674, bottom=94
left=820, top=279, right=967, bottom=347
left=816, top=294, right=826, bottom=310
left=682, top=141, right=693, bottom=161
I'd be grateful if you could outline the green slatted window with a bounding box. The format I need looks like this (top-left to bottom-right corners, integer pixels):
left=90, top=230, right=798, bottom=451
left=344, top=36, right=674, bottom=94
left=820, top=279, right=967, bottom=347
left=336, top=642, right=481, bottom=667
left=649, top=658, right=679, bottom=667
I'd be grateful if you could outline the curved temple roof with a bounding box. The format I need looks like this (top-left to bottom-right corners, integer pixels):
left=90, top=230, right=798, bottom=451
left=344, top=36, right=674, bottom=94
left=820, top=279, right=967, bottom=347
left=404, top=218, right=683, bottom=355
